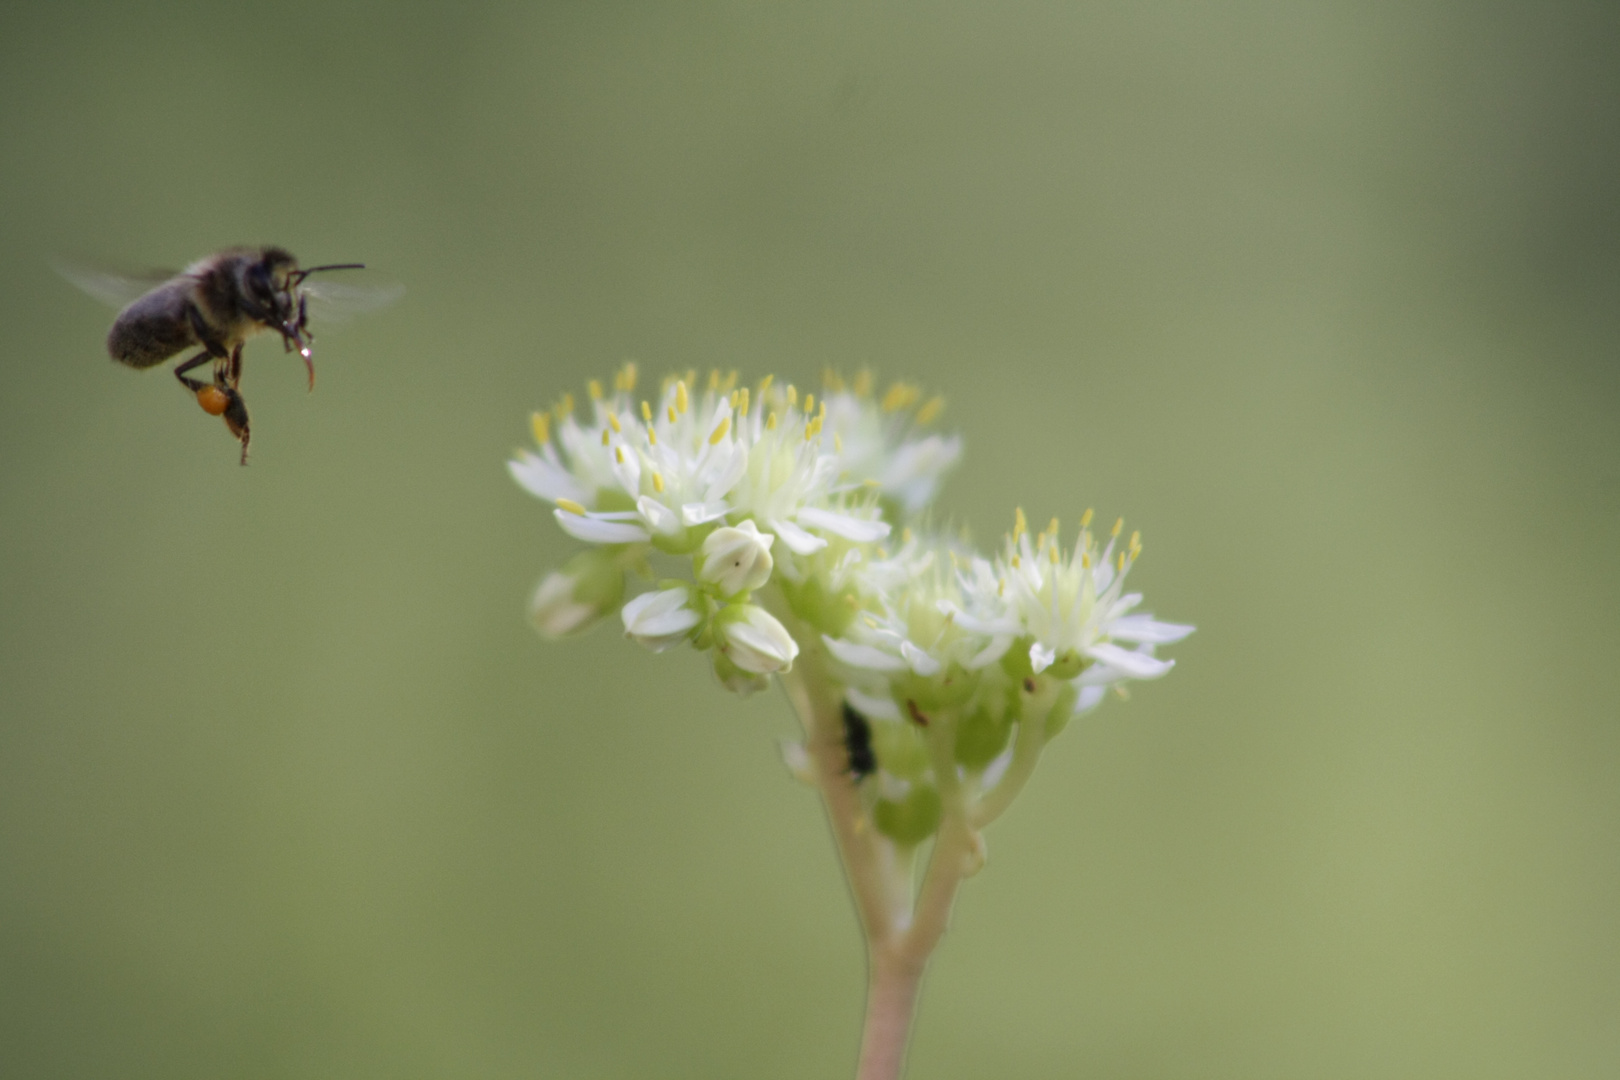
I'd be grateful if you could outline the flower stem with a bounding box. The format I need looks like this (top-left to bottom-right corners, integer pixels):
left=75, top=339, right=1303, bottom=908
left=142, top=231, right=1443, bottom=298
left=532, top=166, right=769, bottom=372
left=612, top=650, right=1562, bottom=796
left=856, top=947, right=926, bottom=1080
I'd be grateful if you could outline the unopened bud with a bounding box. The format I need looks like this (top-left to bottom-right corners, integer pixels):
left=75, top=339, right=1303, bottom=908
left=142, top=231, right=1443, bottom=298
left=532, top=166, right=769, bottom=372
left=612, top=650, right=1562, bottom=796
left=621, top=585, right=701, bottom=652
left=697, top=519, right=775, bottom=596
left=714, top=603, right=799, bottom=674
left=528, top=550, right=625, bottom=638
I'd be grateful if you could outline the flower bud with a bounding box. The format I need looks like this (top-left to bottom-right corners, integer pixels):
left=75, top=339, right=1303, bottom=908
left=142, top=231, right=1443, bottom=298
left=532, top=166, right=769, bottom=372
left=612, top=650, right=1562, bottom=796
left=713, top=651, right=770, bottom=696
left=621, top=585, right=701, bottom=652
left=697, top=519, right=775, bottom=596
left=528, top=549, right=625, bottom=638
left=714, top=603, right=799, bottom=674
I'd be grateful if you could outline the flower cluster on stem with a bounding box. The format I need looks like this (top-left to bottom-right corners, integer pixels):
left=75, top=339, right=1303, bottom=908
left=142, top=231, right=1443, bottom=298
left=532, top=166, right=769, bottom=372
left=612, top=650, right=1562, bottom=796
left=511, top=365, right=1191, bottom=1080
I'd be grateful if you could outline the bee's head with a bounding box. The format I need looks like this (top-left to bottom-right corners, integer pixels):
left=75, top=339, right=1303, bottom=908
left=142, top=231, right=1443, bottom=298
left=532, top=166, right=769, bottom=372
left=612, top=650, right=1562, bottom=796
left=242, top=247, right=304, bottom=346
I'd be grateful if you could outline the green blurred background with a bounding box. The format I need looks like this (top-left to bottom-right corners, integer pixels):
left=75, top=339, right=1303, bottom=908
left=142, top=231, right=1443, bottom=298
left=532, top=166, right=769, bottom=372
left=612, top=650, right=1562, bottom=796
left=2, top=2, right=1617, bottom=1076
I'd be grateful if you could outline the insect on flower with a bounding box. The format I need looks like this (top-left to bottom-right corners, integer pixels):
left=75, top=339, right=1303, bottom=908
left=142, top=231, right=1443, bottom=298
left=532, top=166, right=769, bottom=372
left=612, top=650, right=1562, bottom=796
left=842, top=701, right=877, bottom=781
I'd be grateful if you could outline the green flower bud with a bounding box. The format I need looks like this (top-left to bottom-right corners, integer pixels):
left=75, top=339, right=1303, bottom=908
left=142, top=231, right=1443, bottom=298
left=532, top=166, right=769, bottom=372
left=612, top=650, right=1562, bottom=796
left=870, top=717, right=929, bottom=780
left=714, top=603, right=799, bottom=674
left=874, top=785, right=943, bottom=846
left=712, top=651, right=770, bottom=696
left=696, top=520, right=775, bottom=596
left=954, top=705, right=1013, bottom=770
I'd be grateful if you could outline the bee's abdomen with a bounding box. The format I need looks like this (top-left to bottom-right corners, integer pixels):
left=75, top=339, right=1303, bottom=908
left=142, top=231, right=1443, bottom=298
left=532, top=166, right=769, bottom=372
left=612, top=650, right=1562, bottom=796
left=106, top=289, right=196, bottom=368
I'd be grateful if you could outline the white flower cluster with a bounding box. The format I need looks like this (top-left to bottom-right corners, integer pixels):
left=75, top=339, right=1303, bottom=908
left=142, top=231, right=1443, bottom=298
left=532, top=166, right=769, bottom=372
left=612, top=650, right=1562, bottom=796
left=512, top=366, right=1191, bottom=843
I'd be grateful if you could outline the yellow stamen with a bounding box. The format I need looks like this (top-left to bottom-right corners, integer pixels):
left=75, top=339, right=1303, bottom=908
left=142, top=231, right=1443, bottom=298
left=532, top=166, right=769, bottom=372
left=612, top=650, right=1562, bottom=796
left=1049, top=543, right=1060, bottom=564
left=616, top=361, right=638, bottom=392
left=863, top=615, right=879, bottom=629
left=998, top=579, right=1006, bottom=596
left=1011, top=554, right=1021, bottom=569
left=1014, top=507, right=1027, bottom=539
left=881, top=381, right=920, bottom=412
left=1080, top=507, right=1094, bottom=528
left=709, top=415, right=731, bottom=445
left=803, top=393, right=814, bottom=417
left=606, top=413, right=621, bottom=434
left=729, top=389, right=739, bottom=408
left=822, top=367, right=844, bottom=392
left=640, top=400, right=652, bottom=422
left=676, top=380, right=689, bottom=414
left=653, top=472, right=665, bottom=493
left=786, top=385, right=798, bottom=408
left=720, top=369, right=738, bottom=393
left=852, top=369, right=873, bottom=397
left=614, top=446, right=624, bottom=464
left=766, top=411, right=778, bottom=430
left=1117, top=552, right=1126, bottom=573
left=554, top=392, right=574, bottom=419
left=556, top=498, right=587, bottom=516
left=1111, top=517, right=1124, bottom=538
left=902, top=527, right=913, bottom=543
left=587, top=379, right=603, bottom=400
left=834, top=433, right=843, bottom=453
left=530, top=411, right=550, bottom=446
left=916, top=395, right=945, bottom=424
left=601, top=429, right=610, bottom=446
left=647, top=428, right=657, bottom=446
left=707, top=369, right=720, bottom=392
left=667, top=405, right=677, bottom=423
left=758, top=374, right=774, bottom=394
left=737, top=387, right=749, bottom=415
left=1047, top=517, right=1060, bottom=537
left=1081, top=551, right=1091, bottom=568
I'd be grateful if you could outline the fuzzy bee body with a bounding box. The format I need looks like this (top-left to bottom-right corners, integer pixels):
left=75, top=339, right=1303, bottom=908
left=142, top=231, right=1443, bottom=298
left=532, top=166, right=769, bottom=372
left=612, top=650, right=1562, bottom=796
left=60, top=246, right=395, bottom=464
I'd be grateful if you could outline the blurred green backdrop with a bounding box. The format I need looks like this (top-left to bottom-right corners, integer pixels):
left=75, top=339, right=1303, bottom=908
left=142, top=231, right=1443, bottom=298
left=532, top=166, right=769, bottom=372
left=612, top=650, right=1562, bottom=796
left=2, top=2, right=1618, bottom=1077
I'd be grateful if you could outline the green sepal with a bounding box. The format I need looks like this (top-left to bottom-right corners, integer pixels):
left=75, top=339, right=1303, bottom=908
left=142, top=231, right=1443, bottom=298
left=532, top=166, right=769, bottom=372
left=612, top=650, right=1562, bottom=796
left=873, top=785, right=942, bottom=846
left=1044, top=681, right=1080, bottom=739
left=1046, top=649, right=1086, bottom=680
left=1000, top=636, right=1036, bottom=680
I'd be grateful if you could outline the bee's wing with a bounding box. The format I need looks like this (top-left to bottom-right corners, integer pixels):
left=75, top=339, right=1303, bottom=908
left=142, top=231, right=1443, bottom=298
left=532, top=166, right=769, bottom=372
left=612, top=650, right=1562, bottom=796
left=301, top=274, right=404, bottom=324
left=51, top=256, right=179, bottom=310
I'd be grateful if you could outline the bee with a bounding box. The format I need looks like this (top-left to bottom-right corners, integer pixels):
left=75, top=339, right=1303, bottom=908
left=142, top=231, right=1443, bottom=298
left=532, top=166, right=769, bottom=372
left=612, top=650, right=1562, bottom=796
left=842, top=700, right=878, bottom=781
left=57, top=246, right=400, bottom=464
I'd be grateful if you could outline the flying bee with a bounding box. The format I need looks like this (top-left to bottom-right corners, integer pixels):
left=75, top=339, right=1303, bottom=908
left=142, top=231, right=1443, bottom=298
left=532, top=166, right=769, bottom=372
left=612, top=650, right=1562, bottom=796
left=56, top=246, right=401, bottom=464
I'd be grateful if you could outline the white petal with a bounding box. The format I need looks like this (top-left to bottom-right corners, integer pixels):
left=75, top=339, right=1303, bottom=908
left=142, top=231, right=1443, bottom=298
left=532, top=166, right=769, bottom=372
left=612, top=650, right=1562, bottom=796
left=681, top=501, right=730, bottom=526
left=554, top=509, right=651, bottom=544
left=508, top=451, right=587, bottom=504
left=775, top=519, right=828, bottom=554
left=796, top=506, right=891, bottom=542
left=900, top=641, right=942, bottom=676
left=822, top=635, right=907, bottom=672
left=701, top=443, right=748, bottom=503
left=1108, top=615, right=1195, bottom=644
left=845, top=687, right=902, bottom=721
left=1029, top=642, right=1056, bottom=674
left=1074, top=685, right=1107, bottom=714
left=1084, top=642, right=1175, bottom=679
left=966, top=633, right=1014, bottom=669
left=636, top=495, right=681, bottom=535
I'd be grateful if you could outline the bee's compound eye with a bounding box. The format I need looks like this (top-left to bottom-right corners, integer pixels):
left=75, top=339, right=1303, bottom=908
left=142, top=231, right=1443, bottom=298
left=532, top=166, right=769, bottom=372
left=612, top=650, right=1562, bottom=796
left=195, top=385, right=231, bottom=416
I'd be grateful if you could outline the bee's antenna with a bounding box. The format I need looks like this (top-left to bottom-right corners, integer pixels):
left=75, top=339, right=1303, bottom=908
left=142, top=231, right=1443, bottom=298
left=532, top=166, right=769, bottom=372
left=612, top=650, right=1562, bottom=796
left=291, top=262, right=366, bottom=284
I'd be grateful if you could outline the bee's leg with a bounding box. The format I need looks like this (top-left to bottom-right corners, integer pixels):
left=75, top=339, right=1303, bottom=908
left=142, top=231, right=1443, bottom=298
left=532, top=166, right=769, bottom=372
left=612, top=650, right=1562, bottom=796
left=173, top=349, right=215, bottom=394
left=226, top=343, right=244, bottom=389
left=221, top=387, right=251, bottom=466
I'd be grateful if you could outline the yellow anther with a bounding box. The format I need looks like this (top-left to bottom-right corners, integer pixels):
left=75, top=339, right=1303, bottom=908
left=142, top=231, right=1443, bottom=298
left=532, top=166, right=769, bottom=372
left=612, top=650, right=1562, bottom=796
left=647, top=428, right=658, bottom=446
left=818, top=400, right=826, bottom=422
left=1049, top=543, right=1061, bottom=564
left=881, top=381, right=920, bottom=412
left=1014, top=507, right=1027, bottom=539
left=729, top=389, right=739, bottom=408
left=738, top=387, right=749, bottom=415
left=1129, top=530, right=1141, bottom=551
left=902, top=527, right=913, bottom=543
left=676, top=380, right=689, bottom=414
left=766, top=411, right=778, bottom=430
left=652, top=471, right=665, bottom=493
left=804, top=393, right=815, bottom=417
left=1111, top=517, right=1124, bottom=538
left=1117, top=552, right=1126, bottom=573
left=834, top=433, right=843, bottom=453
left=707, top=368, right=720, bottom=392
left=616, top=361, right=638, bottom=392
left=1011, top=554, right=1021, bottom=569
left=1081, top=551, right=1091, bottom=568
left=709, top=415, right=731, bottom=445
left=864, top=478, right=881, bottom=487
left=554, top=392, right=574, bottom=419
left=863, top=615, right=879, bottom=628
left=758, top=374, right=774, bottom=394
left=998, top=579, right=1006, bottom=596
left=1047, top=517, right=1060, bottom=537
left=614, top=446, right=624, bottom=464
left=641, top=400, right=652, bottom=421
left=852, top=369, right=873, bottom=397
left=587, top=379, right=603, bottom=400
left=667, top=405, right=677, bottom=423
left=556, top=498, right=587, bottom=516
left=601, top=429, right=610, bottom=446
left=786, top=385, right=798, bottom=408
left=606, top=412, right=621, bottom=434
left=684, top=369, right=696, bottom=394
left=1080, top=507, right=1094, bottom=528
left=916, top=395, right=945, bottom=424
left=1113, top=685, right=1131, bottom=701
left=530, top=411, right=551, bottom=446
left=720, top=369, right=738, bottom=393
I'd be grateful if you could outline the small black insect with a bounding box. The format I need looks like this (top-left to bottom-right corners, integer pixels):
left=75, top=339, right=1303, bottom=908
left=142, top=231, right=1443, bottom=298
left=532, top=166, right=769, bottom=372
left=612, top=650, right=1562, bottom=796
left=842, top=701, right=877, bottom=781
